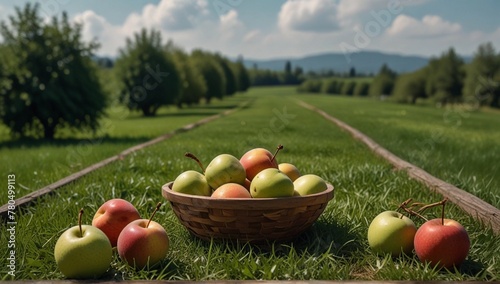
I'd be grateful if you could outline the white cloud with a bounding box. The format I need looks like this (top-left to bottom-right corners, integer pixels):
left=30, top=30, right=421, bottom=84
left=386, top=14, right=462, bottom=37
left=122, top=0, right=209, bottom=31
left=278, top=0, right=339, bottom=33
left=243, top=30, right=261, bottom=43
left=218, top=9, right=244, bottom=40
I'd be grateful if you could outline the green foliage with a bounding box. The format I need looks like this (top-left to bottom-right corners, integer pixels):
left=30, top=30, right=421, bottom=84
left=233, top=57, right=251, bottom=92
left=353, top=81, right=370, bottom=97
left=340, top=81, right=356, bottom=96
left=0, top=3, right=106, bottom=139
left=115, top=29, right=181, bottom=116
left=191, top=50, right=227, bottom=103
left=425, top=48, right=465, bottom=105
left=166, top=44, right=207, bottom=107
left=321, top=78, right=339, bottom=94
left=297, top=79, right=322, bottom=93
left=462, top=42, right=500, bottom=108
left=369, top=64, right=397, bottom=97
left=249, top=69, right=282, bottom=86
left=392, top=68, right=428, bottom=104
left=212, top=53, right=238, bottom=96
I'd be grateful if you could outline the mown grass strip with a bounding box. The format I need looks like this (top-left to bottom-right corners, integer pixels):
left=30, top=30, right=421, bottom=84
left=0, top=99, right=251, bottom=218
left=297, top=100, right=500, bottom=234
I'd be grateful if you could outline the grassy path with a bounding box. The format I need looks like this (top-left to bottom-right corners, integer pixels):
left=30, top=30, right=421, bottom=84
left=1, top=87, right=498, bottom=280
left=289, top=89, right=500, bottom=208
left=0, top=96, right=250, bottom=201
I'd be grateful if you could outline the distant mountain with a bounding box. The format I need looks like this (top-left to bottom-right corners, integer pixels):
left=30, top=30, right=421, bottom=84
left=243, top=51, right=471, bottom=75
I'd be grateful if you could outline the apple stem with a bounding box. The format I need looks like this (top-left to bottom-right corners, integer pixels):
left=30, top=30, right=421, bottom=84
left=271, top=144, right=284, bottom=163
left=398, top=199, right=428, bottom=221
left=185, top=152, right=205, bottom=173
left=78, top=208, right=84, bottom=237
left=146, top=202, right=162, bottom=228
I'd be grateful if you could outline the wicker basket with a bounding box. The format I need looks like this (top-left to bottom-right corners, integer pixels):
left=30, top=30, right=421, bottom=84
left=161, top=182, right=334, bottom=244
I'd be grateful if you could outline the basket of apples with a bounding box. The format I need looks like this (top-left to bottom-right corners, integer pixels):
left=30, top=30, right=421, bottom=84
left=162, top=145, right=334, bottom=244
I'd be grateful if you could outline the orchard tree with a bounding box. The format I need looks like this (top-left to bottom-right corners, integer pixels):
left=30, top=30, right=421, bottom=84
left=353, top=81, right=370, bottom=97
left=392, top=68, right=428, bottom=104
left=115, top=29, right=181, bottom=116
left=425, top=48, right=464, bottom=105
left=191, top=50, right=227, bottom=103
left=233, top=57, right=251, bottom=92
left=213, top=53, right=238, bottom=96
left=0, top=3, right=106, bottom=139
left=166, top=43, right=207, bottom=107
left=463, top=42, right=500, bottom=108
left=369, top=64, right=397, bottom=97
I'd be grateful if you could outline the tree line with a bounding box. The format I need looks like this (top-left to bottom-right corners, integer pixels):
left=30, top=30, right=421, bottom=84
left=0, top=4, right=251, bottom=139
left=298, top=44, right=500, bottom=109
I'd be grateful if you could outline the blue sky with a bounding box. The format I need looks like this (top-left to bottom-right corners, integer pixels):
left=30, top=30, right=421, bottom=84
left=1, top=0, right=499, bottom=59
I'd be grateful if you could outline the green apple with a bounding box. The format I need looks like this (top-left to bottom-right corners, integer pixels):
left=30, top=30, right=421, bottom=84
left=172, top=170, right=211, bottom=196
left=293, top=174, right=327, bottom=196
left=205, top=154, right=246, bottom=189
left=367, top=210, right=417, bottom=257
left=250, top=168, right=294, bottom=198
left=278, top=163, right=301, bottom=181
left=54, top=209, right=112, bottom=279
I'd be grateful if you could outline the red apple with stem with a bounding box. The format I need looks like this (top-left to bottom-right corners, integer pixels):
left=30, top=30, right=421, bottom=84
left=117, top=202, right=169, bottom=269
left=413, top=198, right=470, bottom=269
left=92, top=198, right=141, bottom=247
left=240, top=144, right=283, bottom=181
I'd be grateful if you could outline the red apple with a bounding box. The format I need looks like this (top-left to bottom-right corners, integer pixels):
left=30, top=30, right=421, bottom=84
left=92, top=199, right=141, bottom=247
left=117, top=203, right=169, bottom=269
left=414, top=218, right=470, bottom=269
left=211, top=183, right=251, bottom=198
left=240, top=146, right=281, bottom=181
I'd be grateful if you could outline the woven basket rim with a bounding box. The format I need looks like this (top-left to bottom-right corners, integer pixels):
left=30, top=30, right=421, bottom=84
left=162, top=181, right=334, bottom=209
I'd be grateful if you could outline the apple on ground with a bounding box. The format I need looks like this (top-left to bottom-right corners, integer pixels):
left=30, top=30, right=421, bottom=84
left=278, top=163, right=301, bottom=181
left=250, top=168, right=294, bottom=198
left=92, top=198, right=141, bottom=247
left=172, top=170, right=211, bottom=196
left=211, top=183, right=251, bottom=198
left=367, top=210, right=417, bottom=257
left=240, top=146, right=281, bottom=181
left=117, top=203, right=169, bottom=269
left=414, top=218, right=470, bottom=269
left=205, top=154, right=246, bottom=189
left=293, top=174, right=327, bottom=196
left=54, top=209, right=112, bottom=279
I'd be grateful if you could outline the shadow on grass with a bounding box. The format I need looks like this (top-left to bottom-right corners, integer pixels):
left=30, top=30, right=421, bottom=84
left=0, top=135, right=151, bottom=150
left=183, top=217, right=359, bottom=259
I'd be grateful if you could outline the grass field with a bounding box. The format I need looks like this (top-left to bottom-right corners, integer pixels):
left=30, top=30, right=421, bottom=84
left=1, top=86, right=499, bottom=280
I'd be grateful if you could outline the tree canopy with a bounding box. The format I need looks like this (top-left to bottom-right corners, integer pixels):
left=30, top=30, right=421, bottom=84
left=115, top=29, right=181, bottom=116
left=0, top=3, right=106, bottom=139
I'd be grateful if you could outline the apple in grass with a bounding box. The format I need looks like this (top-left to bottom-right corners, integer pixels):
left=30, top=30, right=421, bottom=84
left=293, top=174, right=327, bottom=196
left=413, top=200, right=470, bottom=270
left=117, top=202, right=169, bottom=269
left=278, top=163, right=301, bottom=181
left=205, top=154, right=246, bottom=189
left=414, top=218, right=470, bottom=269
left=240, top=145, right=283, bottom=181
left=250, top=168, right=294, bottom=198
left=54, top=209, right=112, bottom=279
left=92, top=198, right=141, bottom=247
left=211, top=183, right=251, bottom=198
left=367, top=210, right=417, bottom=257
